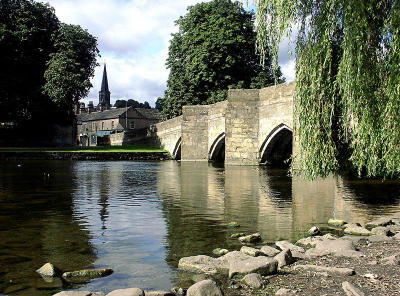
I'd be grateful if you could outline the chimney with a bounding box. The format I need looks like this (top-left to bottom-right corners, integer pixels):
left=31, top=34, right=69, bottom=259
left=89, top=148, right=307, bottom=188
left=88, top=101, right=94, bottom=113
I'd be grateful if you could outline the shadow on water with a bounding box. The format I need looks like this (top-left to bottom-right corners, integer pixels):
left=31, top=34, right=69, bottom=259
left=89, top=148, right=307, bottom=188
left=0, top=161, right=96, bottom=296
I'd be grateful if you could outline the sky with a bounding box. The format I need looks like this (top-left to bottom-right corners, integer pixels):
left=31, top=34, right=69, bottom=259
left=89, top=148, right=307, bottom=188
left=43, top=0, right=295, bottom=107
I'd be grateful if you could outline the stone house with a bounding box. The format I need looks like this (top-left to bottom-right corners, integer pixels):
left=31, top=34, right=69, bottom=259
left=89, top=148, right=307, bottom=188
left=77, top=107, right=160, bottom=146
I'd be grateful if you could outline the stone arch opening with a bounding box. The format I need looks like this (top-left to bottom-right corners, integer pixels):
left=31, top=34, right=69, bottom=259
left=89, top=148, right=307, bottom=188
left=259, top=124, right=292, bottom=166
left=172, top=137, right=181, bottom=160
left=209, top=133, right=225, bottom=162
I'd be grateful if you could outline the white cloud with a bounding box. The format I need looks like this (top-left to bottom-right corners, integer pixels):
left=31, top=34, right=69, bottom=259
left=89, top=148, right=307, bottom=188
left=43, top=0, right=295, bottom=107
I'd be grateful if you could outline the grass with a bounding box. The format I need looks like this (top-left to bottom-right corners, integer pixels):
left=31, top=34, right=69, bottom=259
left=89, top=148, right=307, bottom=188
left=0, top=145, right=167, bottom=153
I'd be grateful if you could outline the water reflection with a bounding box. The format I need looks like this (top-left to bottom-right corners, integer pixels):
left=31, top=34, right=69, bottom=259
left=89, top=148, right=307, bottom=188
left=1, top=160, right=400, bottom=295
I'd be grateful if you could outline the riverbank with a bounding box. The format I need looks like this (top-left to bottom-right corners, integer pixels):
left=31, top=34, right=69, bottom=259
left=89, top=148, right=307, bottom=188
left=49, top=217, right=400, bottom=296
left=0, top=146, right=171, bottom=161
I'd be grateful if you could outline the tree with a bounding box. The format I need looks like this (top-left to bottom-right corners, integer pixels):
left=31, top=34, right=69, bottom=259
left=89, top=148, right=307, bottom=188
left=0, top=0, right=98, bottom=143
left=161, top=0, right=283, bottom=119
left=114, top=99, right=151, bottom=109
left=254, top=0, right=400, bottom=179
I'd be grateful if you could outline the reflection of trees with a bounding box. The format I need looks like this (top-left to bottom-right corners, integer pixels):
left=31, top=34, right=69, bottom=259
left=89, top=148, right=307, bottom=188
left=0, top=161, right=96, bottom=296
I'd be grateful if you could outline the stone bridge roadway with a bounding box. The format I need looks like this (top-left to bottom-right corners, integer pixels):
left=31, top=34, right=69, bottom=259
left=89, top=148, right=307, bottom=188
left=150, top=82, right=295, bottom=165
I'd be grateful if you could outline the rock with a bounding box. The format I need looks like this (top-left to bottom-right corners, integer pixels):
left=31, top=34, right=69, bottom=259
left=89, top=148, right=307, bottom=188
left=294, top=264, right=355, bottom=276
left=385, top=224, right=400, bottom=234
left=36, top=262, right=61, bottom=277
left=240, top=246, right=263, bottom=257
left=308, top=238, right=363, bottom=258
left=308, top=226, right=320, bottom=236
left=296, top=236, right=324, bottom=248
left=328, top=219, right=347, bottom=227
left=238, top=233, right=261, bottom=243
left=344, top=225, right=371, bottom=236
left=275, top=241, right=305, bottom=253
left=342, top=236, right=370, bottom=245
left=178, top=255, right=222, bottom=275
left=192, top=274, right=209, bottom=282
left=186, top=280, right=223, bottom=296
left=370, top=226, right=391, bottom=236
left=367, top=235, right=392, bottom=242
left=381, top=253, right=400, bottom=265
left=213, top=248, right=229, bottom=256
left=227, top=221, right=240, bottom=227
left=342, top=281, right=365, bottom=296
left=394, top=232, right=400, bottom=240
left=242, top=273, right=263, bottom=289
left=145, top=291, right=174, bottom=296
left=228, top=256, right=278, bottom=278
left=275, top=288, right=296, bottom=295
left=36, top=276, right=63, bottom=289
left=365, top=217, right=393, bottom=229
left=62, top=268, right=113, bottom=279
left=230, top=233, right=246, bottom=238
left=170, top=287, right=185, bottom=295
left=260, top=245, right=280, bottom=257
left=52, top=292, right=94, bottom=296
left=106, top=288, right=144, bottom=296
left=274, top=249, right=293, bottom=269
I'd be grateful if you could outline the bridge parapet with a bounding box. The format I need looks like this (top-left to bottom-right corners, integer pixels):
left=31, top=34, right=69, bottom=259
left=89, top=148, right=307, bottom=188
left=152, top=116, right=183, bottom=159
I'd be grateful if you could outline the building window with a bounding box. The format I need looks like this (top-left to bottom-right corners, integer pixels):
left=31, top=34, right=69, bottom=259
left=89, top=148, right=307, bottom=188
left=92, top=122, right=96, bottom=131
left=102, top=122, right=105, bottom=130
left=111, top=121, right=114, bottom=129
left=129, top=121, right=135, bottom=129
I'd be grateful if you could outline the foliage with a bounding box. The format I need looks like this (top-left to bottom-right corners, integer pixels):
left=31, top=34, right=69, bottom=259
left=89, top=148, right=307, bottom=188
left=114, top=99, right=151, bottom=109
left=0, top=0, right=98, bottom=143
left=160, top=0, right=283, bottom=119
left=253, top=0, right=400, bottom=178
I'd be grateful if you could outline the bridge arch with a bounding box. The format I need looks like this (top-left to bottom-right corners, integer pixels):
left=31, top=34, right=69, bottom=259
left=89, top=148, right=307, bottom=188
left=259, top=124, right=293, bottom=166
left=172, top=137, right=181, bottom=160
left=209, top=133, right=225, bottom=162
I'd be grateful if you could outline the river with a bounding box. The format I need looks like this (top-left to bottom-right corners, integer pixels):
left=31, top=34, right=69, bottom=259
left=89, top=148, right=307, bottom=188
left=1, top=160, right=400, bottom=295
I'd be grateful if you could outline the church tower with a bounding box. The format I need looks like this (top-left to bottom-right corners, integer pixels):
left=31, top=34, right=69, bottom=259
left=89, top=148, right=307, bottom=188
left=99, top=64, right=111, bottom=109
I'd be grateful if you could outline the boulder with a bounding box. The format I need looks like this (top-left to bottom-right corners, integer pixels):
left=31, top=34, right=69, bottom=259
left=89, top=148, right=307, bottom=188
left=365, top=217, right=393, bottom=229
left=106, top=288, right=144, bottom=296
left=370, top=226, right=391, bottom=236
left=344, top=225, right=371, bottom=236
left=305, top=239, right=362, bottom=258
left=238, top=233, right=261, bottom=243
left=308, top=226, right=320, bottom=236
left=342, top=281, right=365, bottom=296
left=274, top=249, right=293, bottom=269
left=36, top=263, right=61, bottom=277
left=367, top=235, right=392, bottom=243
left=213, top=248, right=229, bottom=256
left=328, top=219, right=347, bottom=227
left=240, top=246, right=263, bottom=257
left=294, top=264, right=355, bottom=276
left=275, top=241, right=305, bottom=253
left=230, top=233, right=246, bottom=238
left=228, top=256, right=278, bottom=278
left=227, top=222, right=240, bottom=227
left=178, top=255, right=222, bottom=275
left=62, top=268, right=113, bottom=279
left=186, top=280, right=223, bottom=296
left=260, top=245, right=280, bottom=257
left=242, top=273, right=263, bottom=289
left=145, top=291, right=174, bottom=296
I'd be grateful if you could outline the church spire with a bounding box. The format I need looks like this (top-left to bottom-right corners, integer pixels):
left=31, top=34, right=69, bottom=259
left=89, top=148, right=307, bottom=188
left=99, top=64, right=111, bottom=109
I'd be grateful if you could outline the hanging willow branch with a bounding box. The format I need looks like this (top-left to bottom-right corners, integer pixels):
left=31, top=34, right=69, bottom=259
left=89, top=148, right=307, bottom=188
left=253, top=0, right=400, bottom=179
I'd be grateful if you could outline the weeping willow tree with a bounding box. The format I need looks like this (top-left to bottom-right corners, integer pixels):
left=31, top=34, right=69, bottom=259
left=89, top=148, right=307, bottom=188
left=253, top=0, right=400, bottom=179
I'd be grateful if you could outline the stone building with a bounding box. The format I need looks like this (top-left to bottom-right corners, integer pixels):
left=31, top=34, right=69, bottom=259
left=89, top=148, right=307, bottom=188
left=76, top=64, right=160, bottom=146
left=77, top=107, right=160, bottom=146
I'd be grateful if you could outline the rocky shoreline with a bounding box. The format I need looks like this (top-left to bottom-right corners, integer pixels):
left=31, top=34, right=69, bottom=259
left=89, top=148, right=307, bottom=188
left=45, top=216, right=400, bottom=296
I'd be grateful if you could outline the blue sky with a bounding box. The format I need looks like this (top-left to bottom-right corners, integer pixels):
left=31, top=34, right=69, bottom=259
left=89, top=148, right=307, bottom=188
left=43, top=0, right=295, bottom=107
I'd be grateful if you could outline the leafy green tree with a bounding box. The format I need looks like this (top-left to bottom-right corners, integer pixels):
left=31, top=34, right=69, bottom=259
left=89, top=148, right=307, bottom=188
left=0, top=0, right=98, bottom=143
left=254, top=0, right=400, bottom=179
left=161, top=0, right=282, bottom=119
left=114, top=99, right=151, bottom=109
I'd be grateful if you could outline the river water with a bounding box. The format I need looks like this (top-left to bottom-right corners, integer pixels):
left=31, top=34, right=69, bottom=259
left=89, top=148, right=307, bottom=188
left=1, top=160, right=400, bottom=295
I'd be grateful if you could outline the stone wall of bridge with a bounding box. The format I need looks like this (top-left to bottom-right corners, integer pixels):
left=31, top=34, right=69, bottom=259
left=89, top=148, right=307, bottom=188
left=149, top=82, right=295, bottom=164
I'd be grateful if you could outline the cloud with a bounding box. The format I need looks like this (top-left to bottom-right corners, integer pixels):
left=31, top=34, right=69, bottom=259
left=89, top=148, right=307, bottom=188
left=43, top=0, right=295, bottom=107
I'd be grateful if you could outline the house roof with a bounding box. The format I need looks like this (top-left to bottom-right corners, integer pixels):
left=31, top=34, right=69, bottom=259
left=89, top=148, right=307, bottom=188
left=135, top=108, right=160, bottom=120
left=77, top=107, right=128, bottom=122
left=77, top=107, right=161, bottom=122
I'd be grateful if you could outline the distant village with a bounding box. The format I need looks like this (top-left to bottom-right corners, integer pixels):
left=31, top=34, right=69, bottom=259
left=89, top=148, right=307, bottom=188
left=76, top=65, right=160, bottom=147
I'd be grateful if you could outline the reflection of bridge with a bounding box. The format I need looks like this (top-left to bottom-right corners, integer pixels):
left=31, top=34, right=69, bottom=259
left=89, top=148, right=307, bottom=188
left=151, top=82, right=295, bottom=165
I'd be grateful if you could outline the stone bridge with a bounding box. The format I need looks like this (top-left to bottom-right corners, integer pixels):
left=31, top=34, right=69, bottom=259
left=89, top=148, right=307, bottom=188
left=151, top=82, right=296, bottom=165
